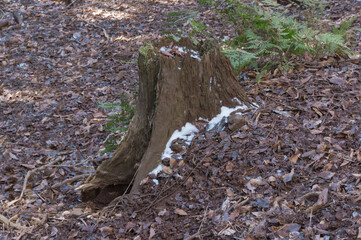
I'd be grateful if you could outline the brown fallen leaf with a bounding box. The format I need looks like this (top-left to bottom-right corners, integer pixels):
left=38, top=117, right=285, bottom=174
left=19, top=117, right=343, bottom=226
left=306, top=188, right=328, bottom=214
left=100, top=226, right=113, bottom=238
left=21, top=163, right=35, bottom=169
left=329, top=76, right=345, bottom=85
left=226, top=188, right=235, bottom=197
left=310, top=129, right=323, bottom=135
left=169, top=158, right=177, bottom=168
left=318, top=171, right=335, bottom=180
left=159, top=50, right=174, bottom=58
left=226, top=161, right=234, bottom=172
left=162, top=165, right=172, bottom=174
left=281, top=168, right=294, bottom=183
left=174, top=208, right=188, bottom=216
left=149, top=227, right=156, bottom=239
left=289, top=153, right=301, bottom=164
left=9, top=152, right=18, bottom=160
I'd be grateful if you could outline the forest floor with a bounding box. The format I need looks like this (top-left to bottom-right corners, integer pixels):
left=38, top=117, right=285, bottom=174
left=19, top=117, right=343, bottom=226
left=0, top=0, right=360, bottom=239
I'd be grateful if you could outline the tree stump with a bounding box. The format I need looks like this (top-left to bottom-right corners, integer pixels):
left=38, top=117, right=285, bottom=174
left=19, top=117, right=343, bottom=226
left=79, top=38, right=251, bottom=202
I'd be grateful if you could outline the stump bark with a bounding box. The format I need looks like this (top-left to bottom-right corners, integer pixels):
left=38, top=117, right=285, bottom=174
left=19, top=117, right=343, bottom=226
left=79, top=38, right=251, bottom=202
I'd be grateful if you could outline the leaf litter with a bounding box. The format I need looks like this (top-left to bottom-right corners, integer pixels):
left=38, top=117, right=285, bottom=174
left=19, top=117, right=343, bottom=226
left=0, top=0, right=361, bottom=239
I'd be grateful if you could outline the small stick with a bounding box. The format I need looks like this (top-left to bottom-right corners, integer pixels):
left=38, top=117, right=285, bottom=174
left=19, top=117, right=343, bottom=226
left=51, top=174, right=89, bottom=189
left=197, top=204, right=208, bottom=232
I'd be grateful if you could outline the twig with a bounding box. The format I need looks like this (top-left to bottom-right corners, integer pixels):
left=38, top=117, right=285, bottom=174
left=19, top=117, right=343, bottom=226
left=265, top=122, right=276, bottom=138
left=195, top=204, right=208, bottom=233
left=185, top=226, right=212, bottom=240
left=51, top=174, right=89, bottom=189
left=66, top=0, right=78, bottom=8
left=45, top=158, right=91, bottom=168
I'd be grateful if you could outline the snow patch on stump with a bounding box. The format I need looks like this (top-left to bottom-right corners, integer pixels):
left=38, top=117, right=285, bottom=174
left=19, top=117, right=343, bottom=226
left=149, top=103, right=254, bottom=180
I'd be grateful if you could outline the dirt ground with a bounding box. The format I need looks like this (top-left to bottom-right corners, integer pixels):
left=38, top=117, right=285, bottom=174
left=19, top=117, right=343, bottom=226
left=0, top=0, right=360, bottom=239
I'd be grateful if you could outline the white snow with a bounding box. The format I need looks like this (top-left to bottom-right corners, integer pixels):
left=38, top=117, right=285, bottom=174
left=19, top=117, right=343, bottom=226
left=190, top=49, right=201, bottom=61
left=232, top=97, right=243, bottom=105
left=159, top=46, right=169, bottom=51
left=150, top=164, right=163, bottom=176
left=162, top=122, right=199, bottom=159
left=207, top=105, right=248, bottom=130
left=148, top=101, right=256, bottom=178
left=177, top=46, right=186, bottom=54
left=198, top=117, right=209, bottom=122
left=159, top=46, right=201, bottom=61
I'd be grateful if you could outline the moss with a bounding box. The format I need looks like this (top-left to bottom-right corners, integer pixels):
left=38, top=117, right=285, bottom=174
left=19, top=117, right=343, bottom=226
left=201, top=39, right=217, bottom=54
left=138, top=43, right=156, bottom=68
left=139, top=43, right=155, bottom=57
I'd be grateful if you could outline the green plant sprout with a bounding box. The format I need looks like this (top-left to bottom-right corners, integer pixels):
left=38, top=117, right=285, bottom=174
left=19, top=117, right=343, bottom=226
left=98, top=93, right=135, bottom=154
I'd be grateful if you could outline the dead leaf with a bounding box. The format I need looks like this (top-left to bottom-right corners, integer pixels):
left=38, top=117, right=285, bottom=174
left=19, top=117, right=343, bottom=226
left=318, top=171, right=335, bottom=180
left=149, top=227, right=156, bottom=239
left=245, top=166, right=258, bottom=175
left=20, top=163, right=35, bottom=169
left=159, top=50, right=174, bottom=58
left=306, top=188, right=328, bottom=213
left=162, top=165, right=172, bottom=174
left=249, top=178, right=263, bottom=185
left=219, top=228, right=236, bottom=236
left=302, top=150, right=316, bottom=158
left=9, top=152, right=18, bottom=160
left=281, top=168, right=294, bottom=183
left=100, top=226, right=113, bottom=237
left=169, top=158, right=176, bottom=168
left=310, top=129, right=323, bottom=135
left=174, top=208, right=188, bottom=216
left=289, top=153, right=301, bottom=164
left=226, top=188, right=235, bottom=197
left=93, top=112, right=105, bottom=118
left=246, top=182, right=256, bottom=193
left=329, top=76, right=345, bottom=85
left=300, top=76, right=312, bottom=84
left=50, top=226, right=58, bottom=237
left=226, top=161, right=234, bottom=172
left=268, top=176, right=276, bottom=182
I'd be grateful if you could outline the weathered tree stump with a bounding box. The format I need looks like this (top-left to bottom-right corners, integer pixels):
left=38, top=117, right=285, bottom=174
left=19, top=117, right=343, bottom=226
left=79, top=38, right=251, bottom=202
